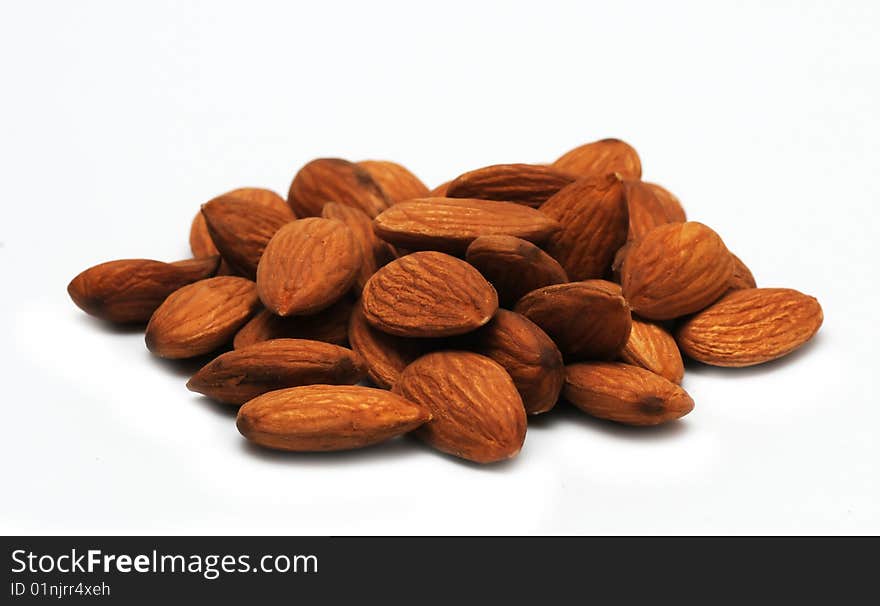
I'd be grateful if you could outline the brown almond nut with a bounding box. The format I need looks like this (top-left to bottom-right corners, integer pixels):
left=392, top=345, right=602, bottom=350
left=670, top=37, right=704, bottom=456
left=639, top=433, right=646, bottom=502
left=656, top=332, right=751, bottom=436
left=187, top=339, right=367, bottom=404
left=621, top=222, right=734, bottom=320
left=145, top=276, right=259, bottom=358
left=361, top=251, right=498, bottom=337
left=189, top=188, right=294, bottom=258
left=393, top=351, right=527, bottom=463
left=676, top=288, right=823, bottom=367
left=644, top=182, right=686, bottom=223
left=236, top=385, right=431, bottom=452
left=68, top=256, right=220, bottom=324
left=201, top=196, right=294, bottom=279
left=728, top=253, right=757, bottom=290
left=428, top=181, right=451, bottom=197
left=623, top=180, right=685, bottom=241
left=470, top=310, right=564, bottom=415
left=357, top=160, right=429, bottom=203
left=256, top=218, right=360, bottom=316
left=446, top=163, right=576, bottom=208
left=619, top=319, right=684, bottom=384
left=465, top=235, right=568, bottom=308
left=372, top=197, right=561, bottom=255
left=322, top=202, right=396, bottom=291
left=552, top=138, right=642, bottom=179
left=564, top=362, right=694, bottom=426
left=539, top=175, right=629, bottom=280
left=514, top=280, right=632, bottom=361
left=287, top=158, right=390, bottom=218
left=234, top=299, right=354, bottom=349
left=347, top=303, right=435, bottom=389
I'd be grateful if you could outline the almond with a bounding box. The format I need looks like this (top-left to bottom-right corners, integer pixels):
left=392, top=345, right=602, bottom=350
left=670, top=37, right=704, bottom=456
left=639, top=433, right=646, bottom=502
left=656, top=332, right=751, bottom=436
left=393, top=351, right=527, bottom=463
left=68, top=256, right=220, bottom=323
left=256, top=218, right=360, bottom=316
left=619, top=319, right=684, bottom=384
left=187, top=339, right=367, bottom=404
left=236, top=385, right=431, bottom=452
left=429, top=181, right=451, bottom=197
left=465, top=235, right=568, bottom=308
left=676, top=288, right=823, bottom=367
left=564, top=362, right=694, bottom=426
left=621, top=222, right=734, bottom=320
left=623, top=180, right=685, bottom=241
left=373, top=197, right=561, bottom=255
left=357, top=160, right=429, bottom=203
left=322, top=202, right=396, bottom=291
left=202, top=196, right=294, bottom=279
left=361, top=251, right=498, bottom=337
left=145, top=276, right=259, bottom=358
left=514, top=280, right=632, bottom=361
left=470, top=310, right=564, bottom=415
left=728, top=253, right=757, bottom=290
left=539, top=174, right=629, bottom=280
left=446, top=163, right=576, bottom=208
left=552, top=138, right=642, bottom=179
left=645, top=182, right=686, bottom=223
left=287, top=158, right=389, bottom=218
left=233, top=299, right=354, bottom=349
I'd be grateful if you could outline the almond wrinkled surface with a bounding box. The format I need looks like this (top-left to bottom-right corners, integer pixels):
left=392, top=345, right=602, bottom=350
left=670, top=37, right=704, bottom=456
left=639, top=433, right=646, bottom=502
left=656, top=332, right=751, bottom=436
left=287, top=158, right=389, bottom=218
left=446, top=163, right=575, bottom=208
left=619, top=319, right=684, bottom=384
left=553, top=138, right=642, bottom=179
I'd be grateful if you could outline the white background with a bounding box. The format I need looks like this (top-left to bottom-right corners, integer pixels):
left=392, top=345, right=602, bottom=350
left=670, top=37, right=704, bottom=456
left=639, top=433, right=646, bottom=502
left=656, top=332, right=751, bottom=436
left=1, top=0, right=878, bottom=535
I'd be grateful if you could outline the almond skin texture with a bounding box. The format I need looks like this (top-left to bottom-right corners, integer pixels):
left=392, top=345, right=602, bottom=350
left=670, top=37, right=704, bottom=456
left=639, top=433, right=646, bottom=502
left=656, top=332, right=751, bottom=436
left=187, top=339, right=367, bottom=404
left=514, top=280, right=632, bottom=361
left=233, top=299, right=354, bottom=349
left=373, top=197, right=561, bottom=255
left=564, top=362, right=694, bottom=426
left=256, top=218, right=360, bottom=316
left=68, top=256, right=220, bottom=323
left=619, top=319, right=685, bottom=384
left=393, top=351, right=527, bottom=463
left=539, top=175, right=629, bottom=281
left=623, top=180, right=686, bottom=241
left=287, top=158, right=390, bottom=218
left=728, top=253, right=757, bottom=290
left=236, top=385, right=431, bottom=452
left=621, top=222, right=734, bottom=320
left=202, top=196, right=294, bottom=279
left=446, top=163, right=576, bottom=208
left=348, top=303, right=436, bottom=389
left=465, top=235, right=569, bottom=308
left=553, top=138, right=642, bottom=179
left=322, top=202, right=396, bottom=291
left=357, top=160, right=429, bottom=203
left=429, top=181, right=451, bottom=197
left=361, top=251, right=499, bottom=338
left=676, top=288, right=823, bottom=367
left=645, top=182, right=686, bottom=223
left=470, top=310, right=564, bottom=415
left=145, top=276, right=259, bottom=358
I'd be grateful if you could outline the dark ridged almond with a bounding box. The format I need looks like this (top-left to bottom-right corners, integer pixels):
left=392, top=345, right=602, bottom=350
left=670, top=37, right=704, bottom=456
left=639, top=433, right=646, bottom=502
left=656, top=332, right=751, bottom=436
left=514, top=280, right=632, bottom=361
left=256, top=218, right=360, bottom=316
left=619, top=319, right=684, bottom=384
left=287, top=158, right=390, bottom=218
left=393, top=351, right=527, bottom=463
left=202, top=196, right=294, bottom=279
left=470, top=310, right=564, bottom=415
left=145, top=276, right=259, bottom=358
left=676, top=288, right=823, bottom=367
left=233, top=299, right=354, bottom=349
left=373, top=197, right=561, bottom=255
left=564, top=362, right=694, bottom=426
left=728, top=253, right=757, bottom=290
left=623, top=180, right=685, bottom=241
left=539, top=175, right=629, bottom=280
left=187, top=339, right=367, bottom=404
left=236, top=385, right=431, bottom=452
left=465, top=235, right=569, bottom=308
left=553, top=138, right=642, bottom=179
left=357, top=160, right=429, bottom=203
left=322, top=202, right=396, bottom=291
left=68, top=256, right=220, bottom=323
left=361, top=251, right=498, bottom=337
left=446, top=163, right=576, bottom=208
left=621, top=222, right=734, bottom=320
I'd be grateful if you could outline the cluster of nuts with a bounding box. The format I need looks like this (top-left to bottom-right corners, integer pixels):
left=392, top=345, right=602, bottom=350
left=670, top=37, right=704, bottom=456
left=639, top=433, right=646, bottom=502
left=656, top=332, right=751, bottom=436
left=68, top=139, right=823, bottom=464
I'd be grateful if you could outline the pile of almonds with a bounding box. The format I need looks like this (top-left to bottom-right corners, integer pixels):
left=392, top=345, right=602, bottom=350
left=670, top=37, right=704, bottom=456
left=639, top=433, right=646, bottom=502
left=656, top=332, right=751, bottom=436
left=68, top=139, right=823, bottom=464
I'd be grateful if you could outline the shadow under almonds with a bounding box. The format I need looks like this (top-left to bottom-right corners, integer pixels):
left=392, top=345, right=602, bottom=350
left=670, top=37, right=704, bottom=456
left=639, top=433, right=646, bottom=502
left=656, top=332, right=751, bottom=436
left=79, top=313, right=146, bottom=335
left=145, top=351, right=219, bottom=379
left=527, top=401, right=692, bottom=443
left=237, top=435, right=428, bottom=467
left=682, top=332, right=825, bottom=379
